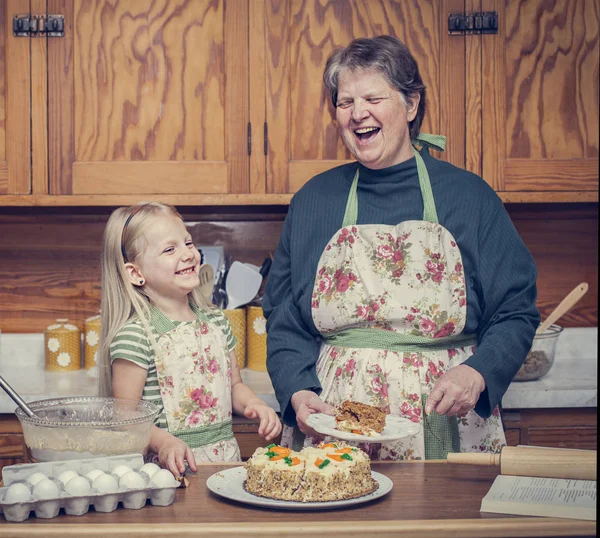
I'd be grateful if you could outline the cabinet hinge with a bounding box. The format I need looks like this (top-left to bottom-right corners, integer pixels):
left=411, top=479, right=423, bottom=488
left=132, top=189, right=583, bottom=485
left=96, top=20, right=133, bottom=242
left=247, top=122, right=252, bottom=155
left=448, top=12, right=498, bottom=35
left=13, top=14, right=64, bottom=37
left=264, top=123, right=268, bottom=156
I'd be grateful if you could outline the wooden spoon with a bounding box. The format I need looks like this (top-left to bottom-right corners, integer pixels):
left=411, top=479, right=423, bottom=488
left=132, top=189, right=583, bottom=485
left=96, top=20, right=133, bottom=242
left=198, top=264, right=214, bottom=303
left=536, top=282, right=588, bottom=334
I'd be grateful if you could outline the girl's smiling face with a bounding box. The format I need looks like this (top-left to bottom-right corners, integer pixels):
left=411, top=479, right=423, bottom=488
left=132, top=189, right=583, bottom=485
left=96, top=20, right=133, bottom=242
left=129, top=214, right=200, bottom=302
left=335, top=68, right=419, bottom=170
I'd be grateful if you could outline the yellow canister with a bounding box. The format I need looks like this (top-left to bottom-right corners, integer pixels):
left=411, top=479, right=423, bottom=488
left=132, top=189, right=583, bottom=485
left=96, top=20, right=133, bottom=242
left=223, top=308, right=246, bottom=369
left=44, top=319, right=81, bottom=371
left=84, top=314, right=101, bottom=370
left=246, top=306, right=267, bottom=372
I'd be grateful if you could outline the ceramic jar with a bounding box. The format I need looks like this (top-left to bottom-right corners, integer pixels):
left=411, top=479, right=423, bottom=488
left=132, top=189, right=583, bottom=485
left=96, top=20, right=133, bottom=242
left=246, top=306, right=267, bottom=371
left=44, top=319, right=81, bottom=371
left=83, top=314, right=101, bottom=371
left=223, top=309, right=246, bottom=369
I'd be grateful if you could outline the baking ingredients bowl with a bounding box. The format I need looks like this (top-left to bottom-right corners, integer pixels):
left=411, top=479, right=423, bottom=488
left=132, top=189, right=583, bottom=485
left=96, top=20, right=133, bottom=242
left=514, top=324, right=563, bottom=382
left=15, top=396, right=159, bottom=462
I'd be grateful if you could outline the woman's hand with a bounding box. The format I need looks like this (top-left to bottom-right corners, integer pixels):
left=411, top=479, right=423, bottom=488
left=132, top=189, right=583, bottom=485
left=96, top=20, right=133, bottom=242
left=291, top=390, right=336, bottom=437
left=425, top=364, right=486, bottom=416
left=151, top=426, right=197, bottom=477
left=244, top=403, right=282, bottom=441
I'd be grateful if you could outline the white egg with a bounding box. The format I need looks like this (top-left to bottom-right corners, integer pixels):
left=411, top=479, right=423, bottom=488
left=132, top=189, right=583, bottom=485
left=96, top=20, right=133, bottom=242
left=64, top=476, right=91, bottom=496
left=32, top=478, right=60, bottom=499
left=111, top=464, right=133, bottom=478
left=92, top=473, right=119, bottom=494
left=139, top=462, right=161, bottom=478
left=57, top=470, right=79, bottom=486
left=119, top=471, right=146, bottom=489
left=25, top=472, right=48, bottom=486
left=150, top=469, right=178, bottom=488
left=85, top=469, right=105, bottom=482
left=4, top=482, right=32, bottom=503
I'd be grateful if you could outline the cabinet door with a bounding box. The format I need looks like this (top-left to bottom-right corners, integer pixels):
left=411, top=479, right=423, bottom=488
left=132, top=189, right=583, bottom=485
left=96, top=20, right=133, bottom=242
left=479, top=0, right=598, bottom=196
left=253, top=0, right=466, bottom=194
left=0, top=0, right=31, bottom=195
left=47, top=0, right=248, bottom=196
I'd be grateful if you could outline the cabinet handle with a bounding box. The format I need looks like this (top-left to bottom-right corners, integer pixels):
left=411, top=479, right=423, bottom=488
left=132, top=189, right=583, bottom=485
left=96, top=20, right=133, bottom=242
left=264, top=122, right=268, bottom=156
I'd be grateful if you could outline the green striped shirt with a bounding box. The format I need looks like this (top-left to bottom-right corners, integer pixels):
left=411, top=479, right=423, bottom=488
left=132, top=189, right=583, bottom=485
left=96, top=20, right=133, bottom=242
left=110, top=304, right=237, bottom=429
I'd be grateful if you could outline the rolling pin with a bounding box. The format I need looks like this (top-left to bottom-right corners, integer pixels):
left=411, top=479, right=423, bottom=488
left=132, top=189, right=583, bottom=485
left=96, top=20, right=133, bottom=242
left=447, top=446, right=596, bottom=480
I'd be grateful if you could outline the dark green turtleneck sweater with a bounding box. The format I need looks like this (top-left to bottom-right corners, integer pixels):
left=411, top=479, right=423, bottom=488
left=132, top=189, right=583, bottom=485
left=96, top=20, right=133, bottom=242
left=263, top=150, right=540, bottom=427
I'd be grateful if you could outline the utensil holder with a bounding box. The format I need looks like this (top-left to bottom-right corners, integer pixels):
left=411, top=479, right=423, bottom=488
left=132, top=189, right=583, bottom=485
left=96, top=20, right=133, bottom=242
left=223, top=309, right=246, bottom=369
left=246, top=306, right=267, bottom=371
left=44, top=319, right=81, bottom=371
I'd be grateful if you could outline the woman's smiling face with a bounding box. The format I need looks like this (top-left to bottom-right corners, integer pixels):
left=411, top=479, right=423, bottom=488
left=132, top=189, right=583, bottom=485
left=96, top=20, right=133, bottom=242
left=335, top=68, right=419, bottom=169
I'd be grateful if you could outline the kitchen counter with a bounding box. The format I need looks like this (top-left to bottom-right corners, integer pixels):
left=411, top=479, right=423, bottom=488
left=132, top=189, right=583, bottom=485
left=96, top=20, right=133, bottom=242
left=0, top=461, right=595, bottom=537
left=0, top=328, right=596, bottom=414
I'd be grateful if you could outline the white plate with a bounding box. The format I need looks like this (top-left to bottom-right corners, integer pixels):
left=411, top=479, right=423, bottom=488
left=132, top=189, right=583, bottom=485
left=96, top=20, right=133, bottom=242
left=206, top=467, right=392, bottom=511
left=306, top=413, right=421, bottom=442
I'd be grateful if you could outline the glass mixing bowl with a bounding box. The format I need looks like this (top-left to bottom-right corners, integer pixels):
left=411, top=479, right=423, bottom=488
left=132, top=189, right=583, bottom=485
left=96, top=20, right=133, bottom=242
left=15, top=396, right=159, bottom=462
left=514, top=324, right=563, bottom=382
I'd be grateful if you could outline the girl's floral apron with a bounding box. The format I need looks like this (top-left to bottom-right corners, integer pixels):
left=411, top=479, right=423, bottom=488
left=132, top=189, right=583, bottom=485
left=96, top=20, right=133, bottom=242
left=152, top=307, right=240, bottom=462
left=284, top=135, right=505, bottom=460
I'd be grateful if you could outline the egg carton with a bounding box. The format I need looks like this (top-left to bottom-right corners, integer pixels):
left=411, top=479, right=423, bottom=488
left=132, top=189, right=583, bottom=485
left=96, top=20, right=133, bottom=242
left=0, top=453, right=178, bottom=522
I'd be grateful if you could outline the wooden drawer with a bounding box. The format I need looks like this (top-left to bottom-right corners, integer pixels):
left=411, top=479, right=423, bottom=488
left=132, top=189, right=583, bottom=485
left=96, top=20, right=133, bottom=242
left=503, top=408, right=597, bottom=450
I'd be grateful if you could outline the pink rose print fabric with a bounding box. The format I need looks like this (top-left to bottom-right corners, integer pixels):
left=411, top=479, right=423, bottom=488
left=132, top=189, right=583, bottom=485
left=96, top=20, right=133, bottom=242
left=285, top=219, right=506, bottom=459
left=154, top=319, right=239, bottom=461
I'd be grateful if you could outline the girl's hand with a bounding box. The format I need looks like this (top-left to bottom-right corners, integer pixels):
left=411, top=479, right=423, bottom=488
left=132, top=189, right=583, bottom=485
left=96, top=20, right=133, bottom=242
left=156, top=433, right=197, bottom=477
left=244, top=403, right=282, bottom=441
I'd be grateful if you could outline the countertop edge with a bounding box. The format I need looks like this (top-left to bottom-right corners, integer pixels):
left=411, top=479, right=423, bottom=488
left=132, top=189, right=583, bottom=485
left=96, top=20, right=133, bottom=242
left=1, top=518, right=595, bottom=537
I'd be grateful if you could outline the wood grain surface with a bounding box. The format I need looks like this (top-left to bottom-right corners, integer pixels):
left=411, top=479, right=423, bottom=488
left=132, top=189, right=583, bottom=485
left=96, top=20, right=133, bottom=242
left=0, top=203, right=597, bottom=332
left=47, top=0, right=249, bottom=196
left=0, top=462, right=596, bottom=537
left=480, top=0, right=599, bottom=192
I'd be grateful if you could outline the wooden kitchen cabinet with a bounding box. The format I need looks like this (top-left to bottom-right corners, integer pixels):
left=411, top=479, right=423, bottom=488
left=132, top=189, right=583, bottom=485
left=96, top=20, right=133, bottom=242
left=0, top=0, right=597, bottom=205
left=503, top=408, right=597, bottom=450
left=0, top=0, right=31, bottom=196
left=253, top=0, right=465, bottom=194
left=45, top=0, right=249, bottom=197
left=470, top=0, right=598, bottom=202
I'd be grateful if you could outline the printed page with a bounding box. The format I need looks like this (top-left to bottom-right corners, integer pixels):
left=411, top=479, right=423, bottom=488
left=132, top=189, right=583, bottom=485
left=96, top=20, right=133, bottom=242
left=481, top=475, right=596, bottom=521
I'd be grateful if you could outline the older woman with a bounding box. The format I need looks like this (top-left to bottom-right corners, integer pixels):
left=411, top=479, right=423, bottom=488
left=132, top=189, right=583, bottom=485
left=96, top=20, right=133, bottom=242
left=263, top=36, right=539, bottom=459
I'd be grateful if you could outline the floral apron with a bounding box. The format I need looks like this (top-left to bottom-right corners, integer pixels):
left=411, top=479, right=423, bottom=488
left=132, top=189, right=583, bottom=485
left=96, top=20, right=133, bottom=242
left=283, top=135, right=505, bottom=459
left=152, top=306, right=240, bottom=462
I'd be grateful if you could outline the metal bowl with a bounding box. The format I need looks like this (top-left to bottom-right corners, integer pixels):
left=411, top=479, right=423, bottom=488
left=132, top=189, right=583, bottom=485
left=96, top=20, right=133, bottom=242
left=514, top=324, right=563, bottom=382
left=15, top=396, right=159, bottom=462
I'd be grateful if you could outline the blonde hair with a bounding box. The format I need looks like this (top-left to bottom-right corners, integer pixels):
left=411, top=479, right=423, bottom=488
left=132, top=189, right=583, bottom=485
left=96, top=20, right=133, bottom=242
left=98, top=202, right=210, bottom=396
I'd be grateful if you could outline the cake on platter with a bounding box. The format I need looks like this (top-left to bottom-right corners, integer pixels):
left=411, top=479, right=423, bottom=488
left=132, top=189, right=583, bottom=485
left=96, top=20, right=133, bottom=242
left=243, top=442, right=378, bottom=502
left=335, top=400, right=387, bottom=437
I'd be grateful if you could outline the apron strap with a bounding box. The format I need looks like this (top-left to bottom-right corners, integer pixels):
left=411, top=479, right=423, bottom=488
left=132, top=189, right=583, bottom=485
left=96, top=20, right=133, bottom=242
left=341, top=133, right=445, bottom=228
left=323, top=327, right=476, bottom=353
left=412, top=133, right=447, bottom=152
left=342, top=168, right=360, bottom=228
left=171, top=418, right=234, bottom=448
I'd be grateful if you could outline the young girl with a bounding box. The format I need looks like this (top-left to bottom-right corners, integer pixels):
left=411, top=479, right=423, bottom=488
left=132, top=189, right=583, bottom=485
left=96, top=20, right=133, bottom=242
left=98, top=202, right=281, bottom=476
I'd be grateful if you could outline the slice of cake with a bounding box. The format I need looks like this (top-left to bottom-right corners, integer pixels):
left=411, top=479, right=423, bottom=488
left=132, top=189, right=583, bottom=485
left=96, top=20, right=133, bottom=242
left=244, top=442, right=377, bottom=502
left=334, top=400, right=387, bottom=436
